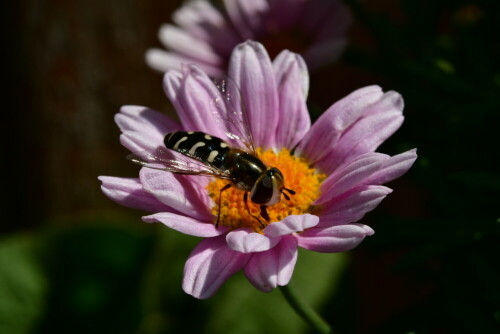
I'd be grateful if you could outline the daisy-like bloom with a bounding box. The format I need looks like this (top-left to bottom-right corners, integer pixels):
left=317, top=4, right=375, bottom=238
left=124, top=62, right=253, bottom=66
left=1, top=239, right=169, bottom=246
left=100, top=41, right=416, bottom=299
left=146, top=0, right=351, bottom=76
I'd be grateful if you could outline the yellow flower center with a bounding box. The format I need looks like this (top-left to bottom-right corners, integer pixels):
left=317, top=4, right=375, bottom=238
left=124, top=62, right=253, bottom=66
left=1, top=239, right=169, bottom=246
left=207, top=148, right=325, bottom=233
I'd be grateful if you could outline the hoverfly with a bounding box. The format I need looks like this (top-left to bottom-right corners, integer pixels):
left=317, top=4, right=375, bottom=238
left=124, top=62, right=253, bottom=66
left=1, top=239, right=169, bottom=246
left=128, top=77, right=295, bottom=227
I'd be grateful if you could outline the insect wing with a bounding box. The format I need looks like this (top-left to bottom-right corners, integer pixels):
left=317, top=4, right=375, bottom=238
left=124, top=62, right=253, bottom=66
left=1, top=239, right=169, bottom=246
left=209, top=77, right=256, bottom=154
left=127, top=147, right=231, bottom=178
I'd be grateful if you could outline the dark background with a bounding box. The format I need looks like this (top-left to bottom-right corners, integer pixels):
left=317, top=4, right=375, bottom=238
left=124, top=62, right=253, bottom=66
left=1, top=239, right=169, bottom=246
left=2, top=0, right=499, bottom=333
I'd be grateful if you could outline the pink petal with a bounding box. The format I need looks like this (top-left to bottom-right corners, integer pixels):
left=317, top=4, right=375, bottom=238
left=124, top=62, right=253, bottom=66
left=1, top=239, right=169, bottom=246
left=318, top=149, right=416, bottom=205
left=172, top=0, right=240, bottom=55
left=115, top=105, right=180, bottom=138
left=224, top=0, right=267, bottom=39
left=244, top=236, right=298, bottom=292
left=98, top=176, right=171, bottom=212
left=296, top=86, right=384, bottom=163
left=316, top=152, right=388, bottom=204
left=363, top=149, right=418, bottom=185
left=139, top=168, right=213, bottom=221
left=318, top=185, right=393, bottom=227
left=146, top=48, right=223, bottom=76
left=302, top=39, right=348, bottom=70
left=183, top=235, right=251, bottom=299
left=317, top=1, right=351, bottom=38
left=158, top=24, right=223, bottom=67
left=273, top=50, right=311, bottom=149
left=142, top=212, right=227, bottom=237
left=228, top=41, right=279, bottom=148
left=296, top=223, right=374, bottom=253
left=163, top=66, right=229, bottom=138
left=119, top=131, right=164, bottom=159
left=264, top=214, right=319, bottom=237
left=226, top=229, right=280, bottom=253
left=316, top=91, right=404, bottom=173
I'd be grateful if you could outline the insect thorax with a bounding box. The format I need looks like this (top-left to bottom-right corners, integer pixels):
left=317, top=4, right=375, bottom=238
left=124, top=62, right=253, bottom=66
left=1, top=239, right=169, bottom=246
left=164, top=131, right=231, bottom=169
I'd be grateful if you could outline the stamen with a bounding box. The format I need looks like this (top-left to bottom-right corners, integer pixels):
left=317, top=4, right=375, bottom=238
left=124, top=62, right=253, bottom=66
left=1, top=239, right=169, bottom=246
left=207, top=148, right=325, bottom=233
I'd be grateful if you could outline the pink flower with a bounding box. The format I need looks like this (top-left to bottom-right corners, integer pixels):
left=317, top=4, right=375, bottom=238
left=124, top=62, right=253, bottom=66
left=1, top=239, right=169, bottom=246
left=146, top=0, right=351, bottom=76
left=99, top=41, right=416, bottom=299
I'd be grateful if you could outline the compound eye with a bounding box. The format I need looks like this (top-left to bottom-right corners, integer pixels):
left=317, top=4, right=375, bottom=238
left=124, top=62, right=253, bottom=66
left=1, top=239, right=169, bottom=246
left=250, top=176, right=274, bottom=205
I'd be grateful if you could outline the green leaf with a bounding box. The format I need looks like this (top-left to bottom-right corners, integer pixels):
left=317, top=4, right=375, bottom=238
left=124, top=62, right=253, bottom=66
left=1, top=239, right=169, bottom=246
left=0, top=235, right=46, bottom=334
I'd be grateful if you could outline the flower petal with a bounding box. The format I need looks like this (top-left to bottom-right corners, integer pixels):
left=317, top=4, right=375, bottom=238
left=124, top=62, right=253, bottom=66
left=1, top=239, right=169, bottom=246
left=317, top=152, right=388, bottom=204
left=273, top=50, right=311, bottom=149
left=163, top=66, right=229, bottom=138
left=98, top=176, right=171, bottom=212
left=146, top=48, right=223, bottom=76
left=264, top=214, right=319, bottom=237
left=364, top=149, right=418, bottom=185
left=316, top=91, right=405, bottom=173
left=226, top=229, right=280, bottom=253
left=172, top=0, right=240, bottom=55
left=115, top=105, right=180, bottom=138
left=318, top=185, right=393, bottom=227
left=142, top=212, right=227, bottom=237
left=228, top=41, right=279, bottom=148
left=158, top=24, right=223, bottom=67
left=302, top=39, right=348, bottom=70
left=317, top=149, right=417, bottom=204
left=244, top=236, right=298, bottom=292
left=296, top=86, right=384, bottom=163
left=183, top=235, right=251, bottom=299
left=296, top=224, right=374, bottom=253
left=224, top=0, right=267, bottom=39
left=119, top=131, right=164, bottom=159
left=139, top=168, right=213, bottom=221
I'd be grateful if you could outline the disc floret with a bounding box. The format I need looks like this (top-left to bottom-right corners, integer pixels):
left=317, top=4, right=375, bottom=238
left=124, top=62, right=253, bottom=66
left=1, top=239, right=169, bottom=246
left=207, top=148, right=325, bottom=232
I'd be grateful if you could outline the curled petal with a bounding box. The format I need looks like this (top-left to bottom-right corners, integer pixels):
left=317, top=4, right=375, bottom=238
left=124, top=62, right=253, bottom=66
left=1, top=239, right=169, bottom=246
left=244, top=236, right=298, bottom=292
left=183, top=235, right=251, bottom=299
left=98, top=176, right=171, bottom=213
left=140, top=168, right=212, bottom=221
left=264, top=214, right=319, bottom=237
left=142, top=212, right=227, bottom=237
left=273, top=50, right=311, bottom=149
left=296, top=224, right=374, bottom=253
left=226, top=229, right=280, bottom=253
left=318, top=185, right=393, bottom=227
left=228, top=41, right=279, bottom=148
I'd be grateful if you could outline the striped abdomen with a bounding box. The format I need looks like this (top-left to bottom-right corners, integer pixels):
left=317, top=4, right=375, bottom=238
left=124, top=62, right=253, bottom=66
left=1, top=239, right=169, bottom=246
left=164, top=131, right=230, bottom=169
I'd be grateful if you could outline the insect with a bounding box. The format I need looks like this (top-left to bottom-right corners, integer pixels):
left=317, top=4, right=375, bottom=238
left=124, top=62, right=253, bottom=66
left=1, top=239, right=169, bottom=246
left=128, top=78, right=295, bottom=227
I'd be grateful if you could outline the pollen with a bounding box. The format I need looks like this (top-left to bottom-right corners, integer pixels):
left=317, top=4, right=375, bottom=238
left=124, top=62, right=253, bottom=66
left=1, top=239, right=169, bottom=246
left=206, top=148, right=325, bottom=233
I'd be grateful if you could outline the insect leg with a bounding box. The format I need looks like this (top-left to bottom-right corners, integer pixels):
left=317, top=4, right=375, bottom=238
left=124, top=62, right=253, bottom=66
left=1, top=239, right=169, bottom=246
left=260, top=205, right=270, bottom=222
left=244, top=192, right=265, bottom=228
left=216, top=183, right=232, bottom=227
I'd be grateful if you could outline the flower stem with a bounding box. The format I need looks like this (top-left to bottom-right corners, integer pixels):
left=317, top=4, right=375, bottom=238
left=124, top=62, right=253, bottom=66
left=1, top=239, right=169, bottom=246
left=279, top=284, right=331, bottom=334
